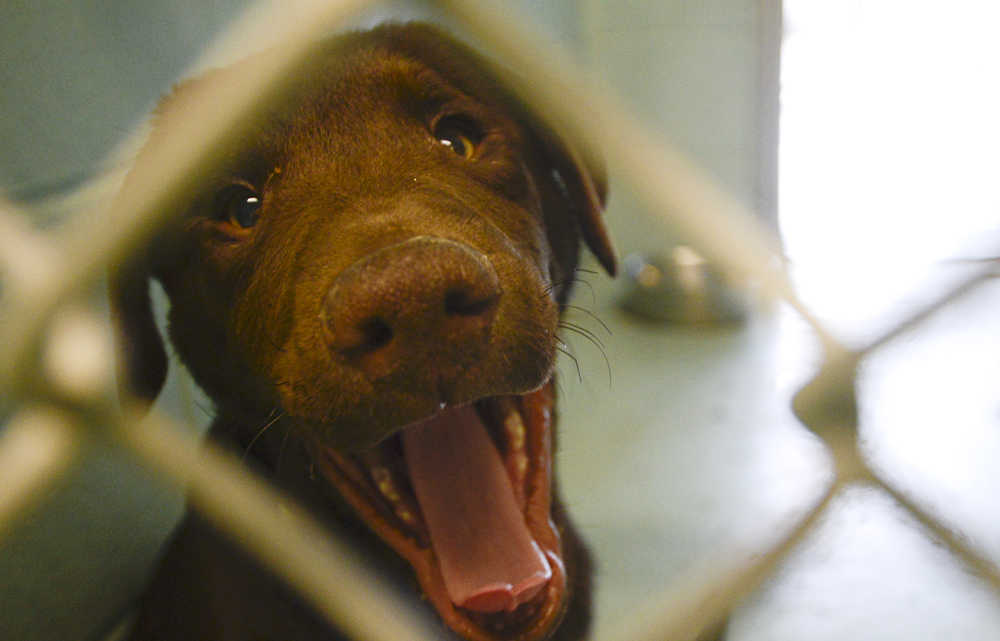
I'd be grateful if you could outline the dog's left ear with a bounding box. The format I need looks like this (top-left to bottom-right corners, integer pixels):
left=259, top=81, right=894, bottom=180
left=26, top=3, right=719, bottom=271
left=538, top=135, right=617, bottom=277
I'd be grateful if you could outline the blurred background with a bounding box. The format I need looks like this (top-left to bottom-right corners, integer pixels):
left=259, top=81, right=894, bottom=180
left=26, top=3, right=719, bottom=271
left=1, top=1, right=999, bottom=640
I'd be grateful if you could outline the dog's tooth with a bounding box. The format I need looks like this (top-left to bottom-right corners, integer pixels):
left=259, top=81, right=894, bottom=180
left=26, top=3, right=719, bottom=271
left=501, top=399, right=526, bottom=452
left=371, top=465, right=401, bottom=503
left=364, top=454, right=425, bottom=538
left=514, top=452, right=528, bottom=477
left=396, top=508, right=416, bottom=526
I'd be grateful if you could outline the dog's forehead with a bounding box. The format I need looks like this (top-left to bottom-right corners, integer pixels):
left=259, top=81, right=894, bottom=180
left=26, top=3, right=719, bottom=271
left=289, top=48, right=501, bottom=134
left=311, top=27, right=511, bottom=115
left=303, top=57, right=463, bottom=130
left=212, top=47, right=500, bottom=174
left=154, top=27, right=534, bottom=201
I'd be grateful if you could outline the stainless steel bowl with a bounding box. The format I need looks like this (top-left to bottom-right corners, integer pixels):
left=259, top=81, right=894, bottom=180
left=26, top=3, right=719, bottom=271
left=619, top=247, right=748, bottom=324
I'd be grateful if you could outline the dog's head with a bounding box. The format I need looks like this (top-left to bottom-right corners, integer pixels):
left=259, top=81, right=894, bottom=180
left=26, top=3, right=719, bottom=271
left=112, top=23, right=615, bottom=641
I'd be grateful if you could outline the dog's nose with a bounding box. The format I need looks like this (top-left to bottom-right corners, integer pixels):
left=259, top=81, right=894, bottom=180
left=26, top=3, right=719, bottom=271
left=323, top=236, right=501, bottom=380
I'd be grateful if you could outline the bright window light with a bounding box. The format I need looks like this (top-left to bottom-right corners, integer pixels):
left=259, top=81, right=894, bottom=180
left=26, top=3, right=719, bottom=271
left=780, top=0, right=1000, bottom=342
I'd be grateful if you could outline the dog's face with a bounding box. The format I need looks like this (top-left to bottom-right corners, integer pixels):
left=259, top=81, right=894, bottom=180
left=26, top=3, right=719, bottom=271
left=113, top=24, right=614, bottom=641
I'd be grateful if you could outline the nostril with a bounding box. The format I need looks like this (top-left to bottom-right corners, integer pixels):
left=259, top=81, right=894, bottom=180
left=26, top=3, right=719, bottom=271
left=359, top=318, right=393, bottom=352
left=444, top=288, right=499, bottom=318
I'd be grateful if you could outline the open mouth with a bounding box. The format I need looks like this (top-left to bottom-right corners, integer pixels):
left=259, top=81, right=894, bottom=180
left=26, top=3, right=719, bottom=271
left=313, top=382, right=566, bottom=641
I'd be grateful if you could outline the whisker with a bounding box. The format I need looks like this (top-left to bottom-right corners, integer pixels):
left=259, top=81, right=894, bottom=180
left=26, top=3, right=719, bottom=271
left=243, top=410, right=286, bottom=460
left=544, top=276, right=596, bottom=305
left=558, top=324, right=613, bottom=389
left=556, top=336, right=583, bottom=383
left=559, top=320, right=606, bottom=351
left=556, top=344, right=583, bottom=384
left=564, top=304, right=612, bottom=336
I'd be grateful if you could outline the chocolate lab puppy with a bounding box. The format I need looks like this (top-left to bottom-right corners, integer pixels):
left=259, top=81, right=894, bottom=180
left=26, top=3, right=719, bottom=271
left=112, top=23, right=616, bottom=641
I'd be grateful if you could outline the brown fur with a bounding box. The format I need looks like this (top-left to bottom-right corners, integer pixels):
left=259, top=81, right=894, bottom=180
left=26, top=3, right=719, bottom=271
left=112, top=23, right=615, bottom=641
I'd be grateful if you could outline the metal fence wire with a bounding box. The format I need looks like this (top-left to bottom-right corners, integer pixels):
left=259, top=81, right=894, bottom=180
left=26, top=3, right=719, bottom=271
left=1, top=1, right=998, bottom=640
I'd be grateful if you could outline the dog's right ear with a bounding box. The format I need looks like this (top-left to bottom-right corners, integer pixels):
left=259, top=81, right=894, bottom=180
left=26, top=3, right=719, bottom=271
left=109, top=259, right=167, bottom=410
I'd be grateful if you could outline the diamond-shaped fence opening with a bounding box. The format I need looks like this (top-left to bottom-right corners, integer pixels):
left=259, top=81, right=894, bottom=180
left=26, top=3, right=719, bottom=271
left=1, top=1, right=998, bottom=640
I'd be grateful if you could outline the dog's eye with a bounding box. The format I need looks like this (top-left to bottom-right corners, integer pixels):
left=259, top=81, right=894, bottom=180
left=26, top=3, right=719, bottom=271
left=433, top=116, right=481, bottom=160
left=216, top=185, right=262, bottom=229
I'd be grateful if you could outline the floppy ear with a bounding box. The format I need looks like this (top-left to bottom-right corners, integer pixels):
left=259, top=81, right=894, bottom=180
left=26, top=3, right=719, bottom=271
left=539, top=135, right=617, bottom=277
left=109, top=259, right=168, bottom=409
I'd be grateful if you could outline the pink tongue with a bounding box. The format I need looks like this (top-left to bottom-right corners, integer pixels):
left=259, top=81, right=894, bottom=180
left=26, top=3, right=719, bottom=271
left=402, top=405, right=551, bottom=613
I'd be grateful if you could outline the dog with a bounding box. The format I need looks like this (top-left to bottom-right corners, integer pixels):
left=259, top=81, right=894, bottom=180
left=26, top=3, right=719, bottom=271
left=111, top=23, right=616, bottom=641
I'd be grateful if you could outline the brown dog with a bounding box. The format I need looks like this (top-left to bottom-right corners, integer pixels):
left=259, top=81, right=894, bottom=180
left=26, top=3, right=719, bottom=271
left=112, top=23, right=616, bottom=641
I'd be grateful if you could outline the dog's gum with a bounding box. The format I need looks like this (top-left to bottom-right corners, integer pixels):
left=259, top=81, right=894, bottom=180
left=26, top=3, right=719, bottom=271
left=326, top=445, right=427, bottom=544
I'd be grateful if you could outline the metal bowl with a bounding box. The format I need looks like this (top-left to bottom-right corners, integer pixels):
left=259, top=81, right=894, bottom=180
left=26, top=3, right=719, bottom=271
left=619, top=247, right=748, bottom=324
